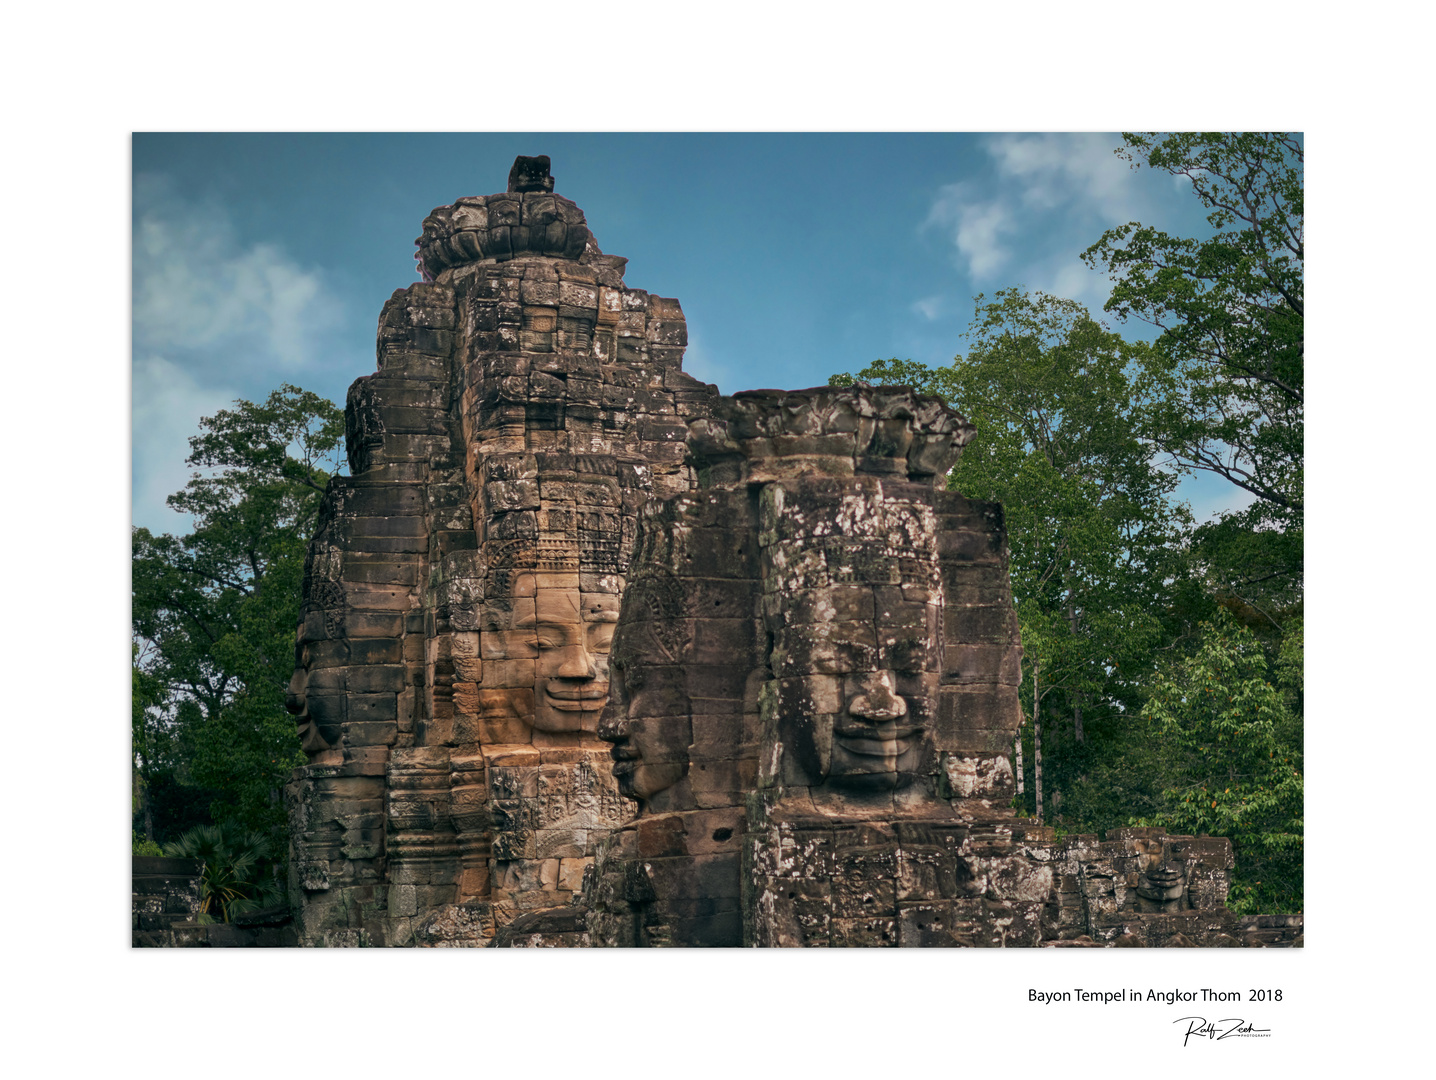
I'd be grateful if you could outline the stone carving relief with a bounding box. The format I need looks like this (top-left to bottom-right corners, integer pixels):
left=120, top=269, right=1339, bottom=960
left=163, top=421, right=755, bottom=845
left=757, top=482, right=945, bottom=799
left=566, top=482, right=764, bottom=947
left=481, top=561, right=619, bottom=737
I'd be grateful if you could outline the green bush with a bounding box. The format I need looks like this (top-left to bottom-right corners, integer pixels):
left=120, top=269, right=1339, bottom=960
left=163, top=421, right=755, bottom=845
left=162, top=822, right=283, bottom=922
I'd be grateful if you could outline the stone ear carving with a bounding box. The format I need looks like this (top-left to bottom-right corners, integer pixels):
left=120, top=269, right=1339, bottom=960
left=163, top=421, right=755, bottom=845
left=312, top=583, right=346, bottom=639
left=617, top=570, right=689, bottom=664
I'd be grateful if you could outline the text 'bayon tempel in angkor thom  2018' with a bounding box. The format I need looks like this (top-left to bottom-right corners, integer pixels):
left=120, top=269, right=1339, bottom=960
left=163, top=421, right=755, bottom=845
left=278, top=155, right=1301, bottom=948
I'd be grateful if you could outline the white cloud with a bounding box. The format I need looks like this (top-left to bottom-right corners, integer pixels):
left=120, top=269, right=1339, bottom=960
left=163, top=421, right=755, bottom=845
left=911, top=296, right=945, bottom=321
left=924, top=182, right=1016, bottom=277
left=921, top=134, right=1157, bottom=295
left=1028, top=256, right=1115, bottom=313
left=133, top=175, right=342, bottom=370
left=132, top=175, right=346, bottom=532
left=131, top=354, right=237, bottom=532
left=984, top=132, right=1141, bottom=222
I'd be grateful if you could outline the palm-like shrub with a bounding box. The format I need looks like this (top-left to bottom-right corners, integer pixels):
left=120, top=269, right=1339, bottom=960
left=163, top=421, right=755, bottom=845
left=162, top=822, right=282, bottom=922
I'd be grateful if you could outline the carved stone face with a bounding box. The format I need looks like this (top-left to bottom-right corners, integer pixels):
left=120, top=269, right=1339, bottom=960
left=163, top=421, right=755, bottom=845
left=770, top=581, right=941, bottom=794
left=597, top=659, right=691, bottom=803
left=829, top=667, right=937, bottom=790
left=595, top=572, right=695, bottom=805
left=508, top=574, right=619, bottom=734
left=286, top=608, right=338, bottom=753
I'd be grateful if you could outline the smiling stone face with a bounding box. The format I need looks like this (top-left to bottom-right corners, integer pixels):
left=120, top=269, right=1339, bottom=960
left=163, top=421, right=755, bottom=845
left=754, top=471, right=946, bottom=797
left=766, top=576, right=942, bottom=793
left=512, top=576, right=619, bottom=734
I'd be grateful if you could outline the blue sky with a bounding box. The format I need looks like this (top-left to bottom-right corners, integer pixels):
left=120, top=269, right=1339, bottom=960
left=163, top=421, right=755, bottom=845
left=133, top=132, right=1239, bottom=533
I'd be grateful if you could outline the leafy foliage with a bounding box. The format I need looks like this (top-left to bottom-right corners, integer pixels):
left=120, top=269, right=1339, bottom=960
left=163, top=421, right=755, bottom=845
left=163, top=822, right=284, bottom=922
left=132, top=385, right=344, bottom=852
left=1084, top=132, right=1303, bottom=614
left=1137, top=612, right=1303, bottom=913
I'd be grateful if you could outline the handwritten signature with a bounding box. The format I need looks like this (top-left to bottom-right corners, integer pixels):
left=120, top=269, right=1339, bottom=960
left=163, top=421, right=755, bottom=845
left=1174, top=1017, right=1272, bottom=1046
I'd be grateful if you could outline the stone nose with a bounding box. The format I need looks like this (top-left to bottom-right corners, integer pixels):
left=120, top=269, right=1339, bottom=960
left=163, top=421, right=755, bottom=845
left=596, top=702, right=627, bottom=743
left=285, top=669, right=307, bottom=715
left=846, top=671, right=907, bottom=723
left=555, top=642, right=597, bottom=680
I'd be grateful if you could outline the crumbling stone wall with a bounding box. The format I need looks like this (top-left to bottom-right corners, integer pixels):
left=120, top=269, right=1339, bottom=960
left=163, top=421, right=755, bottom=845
left=1041, top=827, right=1250, bottom=947
left=132, top=857, right=205, bottom=947
left=285, top=157, right=716, bottom=946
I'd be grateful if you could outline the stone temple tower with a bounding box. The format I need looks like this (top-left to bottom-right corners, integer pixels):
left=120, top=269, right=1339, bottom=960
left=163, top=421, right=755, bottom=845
left=284, top=155, right=717, bottom=946
left=280, top=155, right=1282, bottom=950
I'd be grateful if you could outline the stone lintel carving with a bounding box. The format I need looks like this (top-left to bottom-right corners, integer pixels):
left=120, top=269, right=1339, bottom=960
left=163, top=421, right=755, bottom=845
left=687, top=385, right=975, bottom=487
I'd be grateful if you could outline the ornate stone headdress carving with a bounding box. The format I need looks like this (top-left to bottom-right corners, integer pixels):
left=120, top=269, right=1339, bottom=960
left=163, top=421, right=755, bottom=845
left=686, top=385, right=975, bottom=485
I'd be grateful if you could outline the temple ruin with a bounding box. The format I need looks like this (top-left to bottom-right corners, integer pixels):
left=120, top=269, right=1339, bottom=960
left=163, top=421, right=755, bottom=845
left=280, top=156, right=1301, bottom=948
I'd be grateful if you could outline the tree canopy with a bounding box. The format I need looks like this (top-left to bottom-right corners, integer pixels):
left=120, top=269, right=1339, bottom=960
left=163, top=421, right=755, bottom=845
left=132, top=385, right=344, bottom=847
left=1136, top=611, right=1303, bottom=914
left=1084, top=132, right=1303, bottom=618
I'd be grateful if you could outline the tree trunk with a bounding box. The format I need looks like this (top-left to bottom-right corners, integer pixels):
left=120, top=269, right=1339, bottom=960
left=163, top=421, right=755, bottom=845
left=1033, top=664, right=1043, bottom=822
left=135, top=755, right=154, bottom=844
left=1015, top=721, right=1025, bottom=797
left=1066, top=593, right=1084, bottom=743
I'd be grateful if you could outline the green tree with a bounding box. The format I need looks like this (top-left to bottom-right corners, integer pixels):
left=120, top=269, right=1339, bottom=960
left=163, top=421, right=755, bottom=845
left=1138, top=611, right=1303, bottom=913
left=1083, top=132, right=1303, bottom=619
left=132, top=384, right=344, bottom=848
left=132, top=643, right=170, bottom=844
left=833, top=289, right=1194, bottom=827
